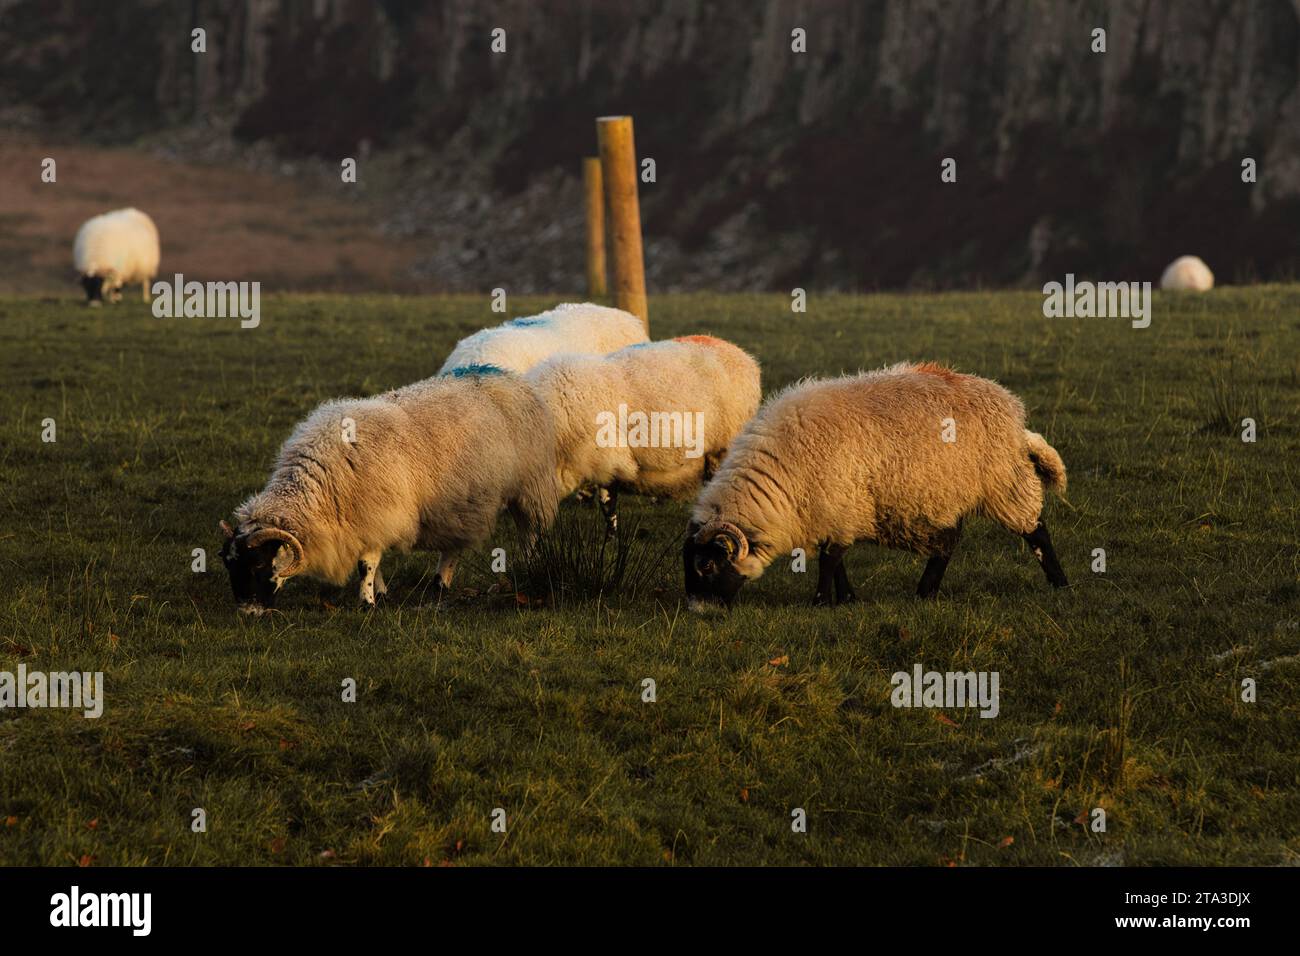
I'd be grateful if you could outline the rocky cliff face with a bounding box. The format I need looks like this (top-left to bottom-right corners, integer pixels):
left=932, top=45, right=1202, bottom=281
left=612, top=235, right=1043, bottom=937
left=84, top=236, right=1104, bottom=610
left=4, top=0, right=1298, bottom=290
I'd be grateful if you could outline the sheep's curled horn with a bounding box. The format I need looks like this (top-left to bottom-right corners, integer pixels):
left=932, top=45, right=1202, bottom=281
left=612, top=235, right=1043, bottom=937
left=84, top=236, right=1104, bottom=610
left=246, top=526, right=306, bottom=578
left=695, top=520, right=749, bottom=561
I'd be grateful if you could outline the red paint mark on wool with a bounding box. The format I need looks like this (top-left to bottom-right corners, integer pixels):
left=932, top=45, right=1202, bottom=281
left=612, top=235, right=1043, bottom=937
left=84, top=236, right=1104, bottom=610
left=674, top=335, right=725, bottom=348
left=912, top=361, right=964, bottom=383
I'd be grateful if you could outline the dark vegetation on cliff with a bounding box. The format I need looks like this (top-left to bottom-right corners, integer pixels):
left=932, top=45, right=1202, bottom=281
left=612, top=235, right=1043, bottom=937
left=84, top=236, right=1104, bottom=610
left=3, top=0, right=1298, bottom=291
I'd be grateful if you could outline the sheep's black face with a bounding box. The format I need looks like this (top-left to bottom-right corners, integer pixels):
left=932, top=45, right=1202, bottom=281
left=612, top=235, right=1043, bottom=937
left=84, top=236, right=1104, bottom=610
left=683, top=522, right=748, bottom=609
left=219, top=525, right=281, bottom=613
left=81, top=275, right=104, bottom=304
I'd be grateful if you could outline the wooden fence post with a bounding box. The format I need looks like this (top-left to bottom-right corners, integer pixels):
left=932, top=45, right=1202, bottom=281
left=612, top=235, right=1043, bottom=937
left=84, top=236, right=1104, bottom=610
left=583, top=156, right=607, bottom=298
left=596, top=116, right=648, bottom=329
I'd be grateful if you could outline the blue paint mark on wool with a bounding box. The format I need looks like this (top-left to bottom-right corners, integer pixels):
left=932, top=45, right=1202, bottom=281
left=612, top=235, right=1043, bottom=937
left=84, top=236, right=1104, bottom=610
left=446, top=364, right=507, bottom=378
left=505, top=316, right=548, bottom=327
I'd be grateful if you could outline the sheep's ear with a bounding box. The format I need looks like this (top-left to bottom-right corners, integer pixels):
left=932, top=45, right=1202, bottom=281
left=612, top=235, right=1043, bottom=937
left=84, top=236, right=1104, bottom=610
left=220, top=520, right=236, bottom=540
left=270, top=543, right=296, bottom=577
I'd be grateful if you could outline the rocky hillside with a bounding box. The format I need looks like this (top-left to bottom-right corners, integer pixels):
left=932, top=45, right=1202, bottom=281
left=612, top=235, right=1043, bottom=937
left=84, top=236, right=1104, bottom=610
left=3, top=0, right=1298, bottom=291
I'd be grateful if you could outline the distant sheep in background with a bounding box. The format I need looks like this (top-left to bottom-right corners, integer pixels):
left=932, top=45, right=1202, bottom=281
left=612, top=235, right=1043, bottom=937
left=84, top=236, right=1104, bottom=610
left=438, top=302, right=648, bottom=375
left=220, top=369, right=560, bottom=613
left=685, top=362, right=1069, bottom=608
left=73, top=208, right=160, bottom=306
left=1160, top=255, right=1214, bottom=291
left=526, top=335, right=761, bottom=533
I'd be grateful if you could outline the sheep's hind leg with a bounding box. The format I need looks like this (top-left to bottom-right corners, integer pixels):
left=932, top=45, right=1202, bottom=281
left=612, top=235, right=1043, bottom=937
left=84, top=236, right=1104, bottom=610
left=357, top=552, right=382, bottom=607
left=916, top=522, right=962, bottom=599
left=373, top=563, right=387, bottom=597
left=142, top=280, right=151, bottom=303
left=1022, top=519, right=1069, bottom=588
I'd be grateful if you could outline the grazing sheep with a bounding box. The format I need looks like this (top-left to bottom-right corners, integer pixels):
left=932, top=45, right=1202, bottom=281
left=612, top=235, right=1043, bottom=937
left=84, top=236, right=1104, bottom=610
left=526, top=335, right=761, bottom=533
left=684, top=362, right=1068, bottom=608
left=438, top=302, right=648, bottom=376
left=73, top=208, right=160, bottom=305
left=219, top=369, right=560, bottom=613
left=1160, top=255, right=1214, bottom=291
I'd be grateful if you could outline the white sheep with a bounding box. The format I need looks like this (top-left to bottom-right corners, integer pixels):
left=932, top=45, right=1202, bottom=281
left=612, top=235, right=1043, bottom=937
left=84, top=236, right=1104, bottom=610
left=1160, top=255, right=1214, bottom=291
left=525, top=335, right=761, bottom=532
left=73, top=208, right=160, bottom=306
left=438, top=302, right=648, bottom=376
left=684, top=362, right=1069, bottom=607
left=219, top=369, right=560, bottom=612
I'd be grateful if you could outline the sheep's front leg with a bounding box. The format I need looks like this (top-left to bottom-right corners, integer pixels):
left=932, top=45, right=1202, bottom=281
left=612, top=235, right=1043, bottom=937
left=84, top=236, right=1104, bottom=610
left=813, top=543, right=836, bottom=606
left=373, top=563, right=387, bottom=597
left=814, top=543, right=851, bottom=606
left=917, top=522, right=963, bottom=599
left=435, top=552, right=459, bottom=599
left=832, top=546, right=856, bottom=604
left=142, top=280, right=151, bottom=303
left=357, top=552, right=382, bottom=606
left=599, top=486, right=618, bottom=536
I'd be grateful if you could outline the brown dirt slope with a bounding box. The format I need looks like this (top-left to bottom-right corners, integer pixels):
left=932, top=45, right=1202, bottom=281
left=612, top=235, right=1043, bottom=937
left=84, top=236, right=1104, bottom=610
left=0, top=135, right=428, bottom=294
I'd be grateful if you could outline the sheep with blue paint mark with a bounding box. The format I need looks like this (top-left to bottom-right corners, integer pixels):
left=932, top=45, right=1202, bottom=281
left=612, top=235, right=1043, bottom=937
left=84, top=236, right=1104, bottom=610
left=219, top=368, right=560, bottom=613
left=525, top=335, right=761, bottom=532
left=438, top=302, right=648, bottom=376
left=73, top=208, right=160, bottom=306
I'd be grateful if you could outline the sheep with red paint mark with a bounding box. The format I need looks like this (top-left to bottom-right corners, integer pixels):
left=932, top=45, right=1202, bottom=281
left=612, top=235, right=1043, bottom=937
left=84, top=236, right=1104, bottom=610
left=685, top=362, right=1069, bottom=608
left=525, top=335, right=761, bottom=532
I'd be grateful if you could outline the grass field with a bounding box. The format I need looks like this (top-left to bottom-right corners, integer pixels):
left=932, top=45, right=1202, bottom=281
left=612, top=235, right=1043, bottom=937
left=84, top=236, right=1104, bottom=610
left=1, top=289, right=1298, bottom=866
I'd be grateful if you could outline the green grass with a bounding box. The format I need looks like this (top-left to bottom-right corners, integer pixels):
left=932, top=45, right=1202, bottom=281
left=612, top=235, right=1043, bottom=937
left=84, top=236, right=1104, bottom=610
left=1, top=289, right=1298, bottom=866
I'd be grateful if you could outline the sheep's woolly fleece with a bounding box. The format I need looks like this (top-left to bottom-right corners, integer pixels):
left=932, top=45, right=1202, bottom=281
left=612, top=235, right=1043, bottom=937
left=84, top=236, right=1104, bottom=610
left=1160, top=255, right=1214, bottom=291
left=234, top=370, right=560, bottom=587
left=438, top=302, right=648, bottom=375
left=691, top=361, right=1067, bottom=579
left=73, top=208, right=160, bottom=288
left=526, top=334, right=762, bottom=500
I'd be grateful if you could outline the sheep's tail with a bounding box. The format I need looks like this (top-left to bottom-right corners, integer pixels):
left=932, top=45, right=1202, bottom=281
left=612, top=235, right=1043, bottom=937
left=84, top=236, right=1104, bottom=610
left=1024, top=430, right=1066, bottom=495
